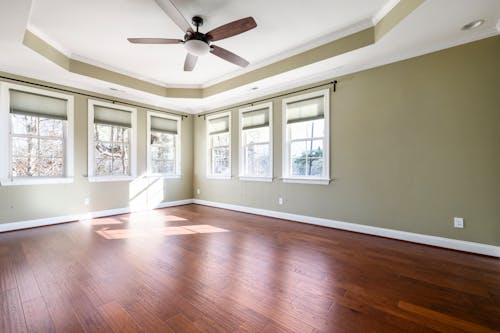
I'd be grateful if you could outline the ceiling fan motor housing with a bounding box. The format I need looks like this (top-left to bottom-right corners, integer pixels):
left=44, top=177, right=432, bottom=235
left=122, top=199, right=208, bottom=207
left=184, top=16, right=211, bottom=56
left=184, top=32, right=210, bottom=56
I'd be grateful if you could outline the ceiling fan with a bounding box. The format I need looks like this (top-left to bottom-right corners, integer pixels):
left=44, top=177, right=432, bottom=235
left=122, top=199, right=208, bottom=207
left=127, top=0, right=257, bottom=71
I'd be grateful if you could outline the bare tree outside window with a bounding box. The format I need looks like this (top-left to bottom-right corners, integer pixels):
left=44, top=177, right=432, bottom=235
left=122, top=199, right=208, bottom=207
left=10, top=114, right=65, bottom=177
left=242, top=126, right=271, bottom=177
left=210, top=133, right=230, bottom=176
left=150, top=131, right=176, bottom=174
left=94, top=124, right=130, bottom=176
left=289, top=119, right=324, bottom=177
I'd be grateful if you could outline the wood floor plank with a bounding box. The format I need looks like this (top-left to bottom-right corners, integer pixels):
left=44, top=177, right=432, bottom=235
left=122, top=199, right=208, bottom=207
left=99, top=301, right=141, bottom=333
left=44, top=297, right=85, bottom=333
left=0, top=204, right=498, bottom=333
left=22, top=297, right=56, bottom=333
left=0, top=289, right=28, bottom=333
left=398, top=301, right=500, bottom=333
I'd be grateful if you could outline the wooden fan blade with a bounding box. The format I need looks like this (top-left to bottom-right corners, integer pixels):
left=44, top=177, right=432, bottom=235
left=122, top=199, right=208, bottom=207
left=206, top=17, right=256, bottom=42
left=210, top=45, right=249, bottom=67
left=184, top=53, right=198, bottom=71
left=127, top=38, right=183, bottom=44
left=154, top=0, right=193, bottom=33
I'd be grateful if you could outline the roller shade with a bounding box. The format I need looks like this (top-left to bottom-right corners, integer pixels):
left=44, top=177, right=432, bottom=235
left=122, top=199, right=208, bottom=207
left=286, top=96, right=324, bottom=124
left=242, top=108, right=269, bottom=130
left=151, top=116, right=178, bottom=134
left=10, top=90, right=68, bottom=120
left=208, top=115, right=229, bottom=135
left=94, top=105, right=131, bottom=128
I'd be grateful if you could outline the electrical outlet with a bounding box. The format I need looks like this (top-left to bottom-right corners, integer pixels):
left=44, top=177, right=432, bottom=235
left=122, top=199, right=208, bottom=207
left=84, top=197, right=90, bottom=206
left=196, top=188, right=200, bottom=195
left=278, top=197, right=283, bottom=205
left=454, top=217, right=464, bottom=228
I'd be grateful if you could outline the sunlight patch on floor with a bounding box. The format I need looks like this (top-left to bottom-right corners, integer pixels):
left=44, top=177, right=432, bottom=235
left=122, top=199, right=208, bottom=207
left=96, top=224, right=229, bottom=240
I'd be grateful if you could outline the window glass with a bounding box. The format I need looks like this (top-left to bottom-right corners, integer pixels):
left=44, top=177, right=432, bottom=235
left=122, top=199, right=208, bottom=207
left=94, top=124, right=130, bottom=176
left=283, top=91, right=329, bottom=181
left=10, top=114, right=66, bottom=177
left=151, top=131, right=177, bottom=174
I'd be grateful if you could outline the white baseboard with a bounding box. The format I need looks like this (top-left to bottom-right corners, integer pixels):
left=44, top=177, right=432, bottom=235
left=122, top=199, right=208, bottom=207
left=2, top=198, right=498, bottom=257
left=0, top=199, right=194, bottom=233
left=193, top=199, right=500, bottom=257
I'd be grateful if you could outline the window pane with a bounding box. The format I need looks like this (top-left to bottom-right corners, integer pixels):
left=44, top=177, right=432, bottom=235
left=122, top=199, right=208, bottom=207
left=245, top=143, right=270, bottom=176
left=212, top=147, right=230, bottom=176
left=11, top=114, right=37, bottom=135
left=11, top=138, right=37, bottom=176
left=112, top=159, right=126, bottom=174
left=152, top=159, right=175, bottom=174
left=39, top=118, right=63, bottom=137
left=113, top=127, right=129, bottom=142
left=95, top=158, right=112, bottom=175
left=40, top=139, right=64, bottom=158
left=11, top=158, right=30, bottom=177
left=211, top=133, right=230, bottom=147
left=151, top=140, right=175, bottom=174
left=11, top=137, right=32, bottom=157
left=243, top=127, right=269, bottom=144
left=10, top=114, right=66, bottom=177
left=289, top=119, right=324, bottom=140
left=94, top=123, right=130, bottom=176
left=95, top=124, right=112, bottom=142
left=39, top=158, right=64, bottom=176
left=290, top=139, right=324, bottom=177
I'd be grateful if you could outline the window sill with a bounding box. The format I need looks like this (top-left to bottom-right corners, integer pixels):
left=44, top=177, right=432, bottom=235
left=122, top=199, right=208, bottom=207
left=239, top=176, right=273, bottom=182
left=0, top=177, right=74, bottom=186
left=88, top=176, right=135, bottom=183
left=207, top=175, right=231, bottom=180
left=147, top=174, right=182, bottom=179
left=282, top=177, right=331, bottom=185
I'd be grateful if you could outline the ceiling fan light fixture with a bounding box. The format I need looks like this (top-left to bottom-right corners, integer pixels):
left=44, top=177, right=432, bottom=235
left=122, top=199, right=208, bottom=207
left=185, top=39, right=210, bottom=56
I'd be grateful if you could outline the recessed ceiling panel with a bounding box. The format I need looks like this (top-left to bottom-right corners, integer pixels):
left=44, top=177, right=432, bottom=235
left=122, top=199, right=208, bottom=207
left=28, top=0, right=390, bottom=86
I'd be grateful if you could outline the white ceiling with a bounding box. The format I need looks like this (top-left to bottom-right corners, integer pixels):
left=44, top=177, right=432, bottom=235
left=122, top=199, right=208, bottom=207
left=28, top=0, right=391, bottom=86
left=0, top=0, right=499, bottom=113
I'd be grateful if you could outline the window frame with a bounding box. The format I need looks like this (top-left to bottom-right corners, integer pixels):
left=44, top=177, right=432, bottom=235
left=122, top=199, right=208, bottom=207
left=146, top=111, right=182, bottom=178
left=206, top=111, right=231, bottom=179
left=282, top=89, right=330, bottom=185
left=0, top=82, right=74, bottom=186
left=87, top=99, right=137, bottom=182
left=238, top=102, right=273, bottom=182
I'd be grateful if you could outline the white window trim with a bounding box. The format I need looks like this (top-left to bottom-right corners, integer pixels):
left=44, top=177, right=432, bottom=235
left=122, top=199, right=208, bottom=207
left=146, top=111, right=182, bottom=178
left=238, top=102, right=273, bottom=182
left=0, top=82, right=74, bottom=186
left=282, top=88, right=331, bottom=185
left=206, top=111, right=231, bottom=180
left=87, top=99, right=137, bottom=183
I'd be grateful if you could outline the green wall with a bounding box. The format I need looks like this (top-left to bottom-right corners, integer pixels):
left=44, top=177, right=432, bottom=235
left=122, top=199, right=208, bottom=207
left=193, top=35, right=500, bottom=246
left=1, top=36, right=498, bottom=246
left=0, top=74, right=193, bottom=224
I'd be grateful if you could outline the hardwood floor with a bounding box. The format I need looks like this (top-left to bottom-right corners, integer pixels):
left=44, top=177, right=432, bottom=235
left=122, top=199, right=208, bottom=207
left=0, top=204, right=499, bottom=333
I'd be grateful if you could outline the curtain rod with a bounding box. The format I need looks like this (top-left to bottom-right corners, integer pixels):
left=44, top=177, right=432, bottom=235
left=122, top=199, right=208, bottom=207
left=0, top=75, right=189, bottom=119
left=198, top=80, right=338, bottom=119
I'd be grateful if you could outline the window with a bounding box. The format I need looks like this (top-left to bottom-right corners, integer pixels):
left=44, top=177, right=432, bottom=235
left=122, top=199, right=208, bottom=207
left=282, top=89, right=330, bottom=184
left=238, top=103, right=273, bottom=181
left=0, top=83, right=74, bottom=185
left=88, top=100, right=137, bottom=182
left=147, top=112, right=181, bottom=177
left=206, top=112, right=231, bottom=178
